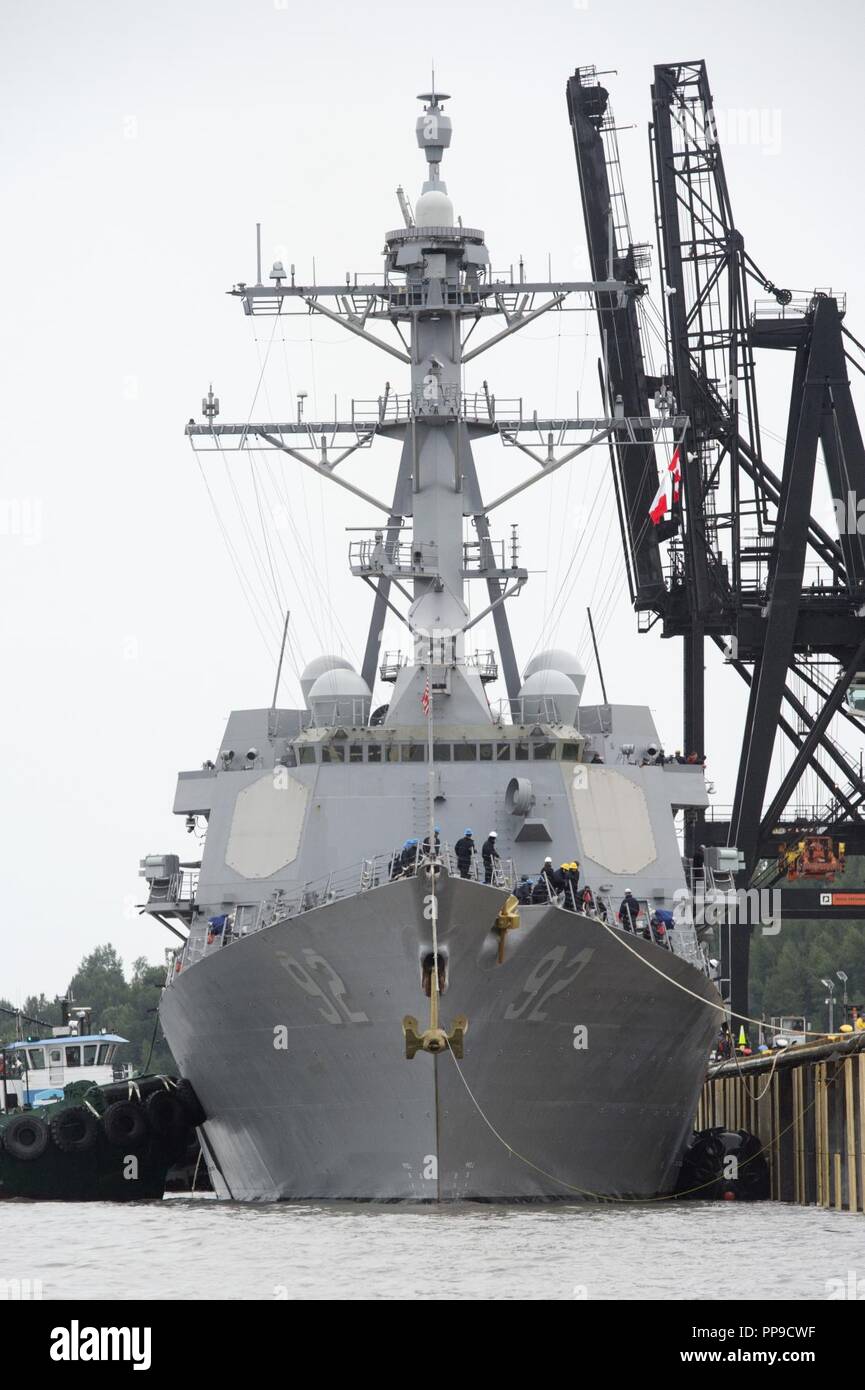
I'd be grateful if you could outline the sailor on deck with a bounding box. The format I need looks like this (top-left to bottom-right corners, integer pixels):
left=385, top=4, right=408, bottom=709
left=454, top=829, right=475, bottom=879
left=481, top=831, right=499, bottom=884
left=532, top=857, right=557, bottom=903
left=618, top=891, right=641, bottom=933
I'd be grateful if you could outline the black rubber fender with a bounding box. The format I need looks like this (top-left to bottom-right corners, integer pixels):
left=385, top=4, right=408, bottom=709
left=174, top=1078, right=206, bottom=1127
left=49, top=1105, right=98, bottom=1154
left=676, top=1126, right=770, bottom=1201
left=102, top=1100, right=148, bottom=1150
left=95, top=1074, right=178, bottom=1108
left=3, top=1113, right=51, bottom=1161
left=144, top=1089, right=184, bottom=1138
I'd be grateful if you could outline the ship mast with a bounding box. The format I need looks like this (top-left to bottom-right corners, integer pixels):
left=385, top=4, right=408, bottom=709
left=185, top=90, right=683, bottom=723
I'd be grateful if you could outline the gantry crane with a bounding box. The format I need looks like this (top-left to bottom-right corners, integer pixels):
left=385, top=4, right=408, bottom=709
left=568, top=61, right=865, bottom=1021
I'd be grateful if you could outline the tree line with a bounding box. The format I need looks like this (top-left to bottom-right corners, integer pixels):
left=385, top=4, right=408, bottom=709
left=0, top=945, right=176, bottom=1076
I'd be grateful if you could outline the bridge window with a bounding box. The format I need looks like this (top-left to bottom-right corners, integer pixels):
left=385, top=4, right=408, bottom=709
left=82, top=1044, right=98, bottom=1065
left=562, top=743, right=580, bottom=761
left=533, top=742, right=556, bottom=760
left=496, top=743, right=511, bottom=760
left=384, top=744, right=400, bottom=762
left=298, top=746, right=317, bottom=765
left=65, top=1046, right=81, bottom=1067
left=27, top=1048, right=45, bottom=1069
left=367, top=744, right=382, bottom=762
left=401, top=743, right=426, bottom=763
left=322, top=744, right=345, bottom=763
left=433, top=743, right=451, bottom=761
left=49, top=1049, right=62, bottom=1066
left=349, top=744, right=364, bottom=763
left=479, top=743, right=493, bottom=761
left=97, top=1044, right=111, bottom=1064
left=515, top=742, right=529, bottom=760
left=453, top=744, right=476, bottom=761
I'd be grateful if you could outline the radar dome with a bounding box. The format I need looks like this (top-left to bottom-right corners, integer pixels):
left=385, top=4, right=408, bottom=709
left=517, top=668, right=579, bottom=726
left=415, top=188, right=454, bottom=228
left=300, top=654, right=353, bottom=705
left=523, top=648, right=586, bottom=700
left=308, top=669, right=372, bottom=726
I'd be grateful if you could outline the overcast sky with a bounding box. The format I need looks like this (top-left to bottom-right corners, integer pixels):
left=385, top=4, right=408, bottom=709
left=2, top=0, right=864, bottom=1001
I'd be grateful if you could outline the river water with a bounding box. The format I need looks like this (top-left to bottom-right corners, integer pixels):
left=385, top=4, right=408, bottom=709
left=3, top=1197, right=861, bottom=1300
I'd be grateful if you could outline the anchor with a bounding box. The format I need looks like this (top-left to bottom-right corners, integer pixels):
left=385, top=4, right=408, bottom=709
left=403, top=940, right=467, bottom=1058
left=494, top=894, right=521, bottom=963
left=403, top=1013, right=468, bottom=1060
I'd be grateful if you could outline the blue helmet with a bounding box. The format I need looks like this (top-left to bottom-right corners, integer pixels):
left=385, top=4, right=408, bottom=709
left=464, top=828, right=473, bottom=835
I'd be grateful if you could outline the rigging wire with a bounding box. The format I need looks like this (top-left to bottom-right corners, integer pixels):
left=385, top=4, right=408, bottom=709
left=252, top=319, right=361, bottom=667
left=192, top=451, right=281, bottom=659
left=214, top=433, right=286, bottom=631
left=256, top=450, right=360, bottom=666
left=306, top=315, right=338, bottom=663
left=251, top=319, right=322, bottom=658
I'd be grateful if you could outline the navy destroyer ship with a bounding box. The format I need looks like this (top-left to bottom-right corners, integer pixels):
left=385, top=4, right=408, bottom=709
left=141, top=87, right=721, bottom=1201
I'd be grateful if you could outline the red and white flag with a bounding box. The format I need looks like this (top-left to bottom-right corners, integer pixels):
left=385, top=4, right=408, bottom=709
left=649, top=445, right=682, bottom=525
left=421, top=675, right=431, bottom=717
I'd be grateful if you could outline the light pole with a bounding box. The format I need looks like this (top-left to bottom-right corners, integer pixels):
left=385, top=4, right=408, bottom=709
left=837, top=970, right=849, bottom=1023
left=821, top=977, right=836, bottom=1033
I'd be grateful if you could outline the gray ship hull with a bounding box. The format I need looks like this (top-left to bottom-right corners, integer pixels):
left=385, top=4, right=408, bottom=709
left=160, top=873, right=721, bottom=1201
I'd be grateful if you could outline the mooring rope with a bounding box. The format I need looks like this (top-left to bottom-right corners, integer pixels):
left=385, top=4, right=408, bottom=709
left=438, top=904, right=852, bottom=1201
left=444, top=1025, right=843, bottom=1204
left=588, top=911, right=835, bottom=1042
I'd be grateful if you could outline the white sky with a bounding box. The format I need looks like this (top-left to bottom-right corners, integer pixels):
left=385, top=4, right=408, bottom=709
left=2, top=0, right=864, bottom=999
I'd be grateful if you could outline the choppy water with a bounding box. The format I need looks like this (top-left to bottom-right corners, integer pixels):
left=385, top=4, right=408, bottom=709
left=3, top=1197, right=861, bottom=1300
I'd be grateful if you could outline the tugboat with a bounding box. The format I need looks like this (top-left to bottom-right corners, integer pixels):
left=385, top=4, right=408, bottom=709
left=1, top=1032, right=127, bottom=1111
left=140, top=87, right=722, bottom=1201
left=0, top=1008, right=205, bottom=1200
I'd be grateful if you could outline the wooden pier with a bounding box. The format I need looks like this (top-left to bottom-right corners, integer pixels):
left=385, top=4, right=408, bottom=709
left=698, top=1033, right=865, bottom=1211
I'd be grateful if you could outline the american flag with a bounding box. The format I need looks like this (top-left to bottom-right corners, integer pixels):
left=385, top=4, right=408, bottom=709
left=649, top=444, right=682, bottom=525
left=421, top=675, right=431, bottom=717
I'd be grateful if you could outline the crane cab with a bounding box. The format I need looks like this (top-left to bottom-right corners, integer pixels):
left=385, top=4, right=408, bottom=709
left=844, top=673, right=865, bottom=719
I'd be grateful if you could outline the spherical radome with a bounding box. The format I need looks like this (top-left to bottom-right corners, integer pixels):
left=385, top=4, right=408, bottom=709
left=517, top=668, right=580, bottom=725
left=308, top=670, right=371, bottom=700
left=308, top=669, right=372, bottom=726
left=300, top=654, right=353, bottom=705
left=415, top=189, right=454, bottom=228
left=523, top=648, right=586, bottom=700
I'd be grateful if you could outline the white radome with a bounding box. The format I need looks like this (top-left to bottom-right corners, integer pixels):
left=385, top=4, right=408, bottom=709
left=300, top=653, right=354, bottom=705
left=523, top=647, right=587, bottom=700
left=308, top=668, right=372, bottom=725
left=517, top=668, right=580, bottom=726
left=415, top=188, right=454, bottom=228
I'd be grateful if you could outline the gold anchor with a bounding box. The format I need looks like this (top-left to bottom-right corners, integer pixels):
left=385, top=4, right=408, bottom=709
left=403, top=951, right=468, bottom=1059
left=402, top=1013, right=468, bottom=1059
left=494, top=894, right=521, bottom=963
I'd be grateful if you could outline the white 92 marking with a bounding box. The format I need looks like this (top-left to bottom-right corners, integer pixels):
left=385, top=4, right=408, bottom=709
left=276, top=949, right=370, bottom=1024
left=504, top=946, right=594, bottom=1021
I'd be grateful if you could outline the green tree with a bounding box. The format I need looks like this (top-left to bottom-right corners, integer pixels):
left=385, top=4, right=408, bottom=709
left=2, top=948, right=176, bottom=1074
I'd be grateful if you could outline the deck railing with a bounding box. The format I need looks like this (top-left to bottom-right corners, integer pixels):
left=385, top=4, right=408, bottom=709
left=169, top=844, right=710, bottom=980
